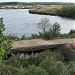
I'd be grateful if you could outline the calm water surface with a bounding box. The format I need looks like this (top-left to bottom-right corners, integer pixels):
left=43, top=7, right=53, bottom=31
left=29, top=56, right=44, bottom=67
left=0, top=9, right=75, bottom=37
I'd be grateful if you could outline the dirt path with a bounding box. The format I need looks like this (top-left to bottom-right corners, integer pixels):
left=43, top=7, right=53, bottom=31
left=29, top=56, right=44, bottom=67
left=12, top=38, right=75, bottom=50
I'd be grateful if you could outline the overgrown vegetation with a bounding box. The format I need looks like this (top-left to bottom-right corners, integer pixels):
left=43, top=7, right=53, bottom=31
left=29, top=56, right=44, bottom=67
left=0, top=18, right=75, bottom=75
left=20, top=18, right=75, bottom=40
left=1, top=50, right=75, bottom=75
left=58, top=5, right=75, bottom=18
left=0, top=18, right=12, bottom=61
left=0, top=2, right=74, bottom=6
left=29, top=5, right=75, bottom=19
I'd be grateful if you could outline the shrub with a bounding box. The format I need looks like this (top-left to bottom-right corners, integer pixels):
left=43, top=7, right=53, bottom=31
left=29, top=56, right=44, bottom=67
left=5, top=35, right=19, bottom=40
left=38, top=22, right=61, bottom=40
left=38, top=50, right=63, bottom=61
left=0, top=63, right=19, bottom=75
left=5, top=55, right=21, bottom=68
left=58, top=5, right=75, bottom=18
left=21, top=35, right=27, bottom=40
left=69, top=29, right=75, bottom=35
left=19, top=65, right=49, bottom=75
left=42, top=31, right=52, bottom=39
left=38, top=18, right=50, bottom=33
left=27, top=51, right=64, bottom=66
left=68, top=61, right=75, bottom=75
left=0, top=18, right=12, bottom=61
left=40, top=59, right=69, bottom=75
left=29, top=34, right=39, bottom=39
left=49, top=22, right=61, bottom=38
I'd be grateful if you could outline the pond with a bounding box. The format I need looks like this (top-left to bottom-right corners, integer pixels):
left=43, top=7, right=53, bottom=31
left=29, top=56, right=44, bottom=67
left=0, top=9, right=75, bottom=37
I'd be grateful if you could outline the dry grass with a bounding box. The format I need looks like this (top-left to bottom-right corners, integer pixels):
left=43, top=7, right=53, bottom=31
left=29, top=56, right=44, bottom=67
left=36, top=5, right=63, bottom=13
left=70, top=44, right=75, bottom=50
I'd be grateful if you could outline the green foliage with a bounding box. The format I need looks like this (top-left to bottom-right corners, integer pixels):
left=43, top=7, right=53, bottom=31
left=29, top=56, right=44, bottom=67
left=0, top=18, right=12, bottom=60
left=28, top=34, right=39, bottom=39
left=0, top=63, right=19, bottom=75
left=42, top=31, right=52, bottom=39
left=38, top=51, right=63, bottom=61
left=40, top=22, right=61, bottom=40
left=38, top=18, right=50, bottom=33
left=5, top=35, right=19, bottom=40
left=20, top=65, right=49, bottom=75
left=1, top=50, right=75, bottom=75
left=68, top=61, right=75, bottom=75
left=21, top=35, right=28, bottom=40
left=69, top=29, right=75, bottom=35
left=58, top=5, right=75, bottom=18
left=20, top=19, right=62, bottom=40
left=60, top=32, right=75, bottom=39
left=21, top=34, right=39, bottom=40
left=0, top=2, right=73, bottom=6
left=49, top=22, right=61, bottom=38
left=26, top=51, right=63, bottom=66
left=6, top=55, right=22, bottom=68
left=40, top=59, right=69, bottom=75
left=37, top=18, right=61, bottom=40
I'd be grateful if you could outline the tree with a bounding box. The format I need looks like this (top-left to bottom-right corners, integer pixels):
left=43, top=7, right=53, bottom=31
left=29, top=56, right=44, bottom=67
left=0, top=18, right=12, bottom=61
left=38, top=18, right=50, bottom=33
left=49, top=22, right=61, bottom=38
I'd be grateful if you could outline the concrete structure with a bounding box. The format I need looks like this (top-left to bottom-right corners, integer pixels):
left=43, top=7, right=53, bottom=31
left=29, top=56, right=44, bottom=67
left=10, top=38, right=75, bottom=61
left=11, top=38, right=75, bottom=54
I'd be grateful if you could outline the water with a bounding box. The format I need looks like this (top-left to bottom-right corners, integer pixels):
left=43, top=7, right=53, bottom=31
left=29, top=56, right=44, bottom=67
left=0, top=9, right=75, bottom=37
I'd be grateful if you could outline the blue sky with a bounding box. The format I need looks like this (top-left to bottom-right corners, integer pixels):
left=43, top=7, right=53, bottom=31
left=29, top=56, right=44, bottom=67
left=0, top=0, right=74, bottom=3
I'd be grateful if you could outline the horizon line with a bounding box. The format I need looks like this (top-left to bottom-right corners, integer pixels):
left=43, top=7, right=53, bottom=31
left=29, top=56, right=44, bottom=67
left=0, top=1, right=74, bottom=3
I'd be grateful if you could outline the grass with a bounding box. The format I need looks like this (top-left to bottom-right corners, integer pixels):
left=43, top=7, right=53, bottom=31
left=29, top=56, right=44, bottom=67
left=70, top=44, right=75, bottom=50
left=29, top=5, right=75, bottom=18
left=29, top=5, right=61, bottom=15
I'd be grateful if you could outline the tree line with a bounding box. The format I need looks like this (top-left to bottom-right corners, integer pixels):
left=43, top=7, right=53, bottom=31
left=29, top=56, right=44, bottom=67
left=57, top=5, right=75, bottom=18
left=0, top=2, right=74, bottom=6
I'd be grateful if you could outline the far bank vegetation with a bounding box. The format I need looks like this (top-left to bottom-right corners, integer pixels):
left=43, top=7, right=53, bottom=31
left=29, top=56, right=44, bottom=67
left=29, top=5, right=75, bottom=18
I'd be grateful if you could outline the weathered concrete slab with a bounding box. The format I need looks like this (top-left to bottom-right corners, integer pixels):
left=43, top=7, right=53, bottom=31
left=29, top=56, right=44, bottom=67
left=11, top=38, right=75, bottom=53
left=12, top=39, right=58, bottom=49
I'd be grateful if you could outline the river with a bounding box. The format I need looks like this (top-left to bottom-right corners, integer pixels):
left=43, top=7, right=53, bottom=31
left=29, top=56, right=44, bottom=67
left=0, top=9, right=75, bottom=37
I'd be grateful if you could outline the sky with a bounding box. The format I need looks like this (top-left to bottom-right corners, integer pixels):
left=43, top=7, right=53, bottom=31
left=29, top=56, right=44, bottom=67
left=0, top=0, right=74, bottom=3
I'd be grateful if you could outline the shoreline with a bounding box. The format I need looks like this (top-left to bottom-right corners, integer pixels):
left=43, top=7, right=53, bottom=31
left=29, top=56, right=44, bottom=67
left=28, top=5, right=75, bottom=19
left=29, top=9, right=75, bottom=19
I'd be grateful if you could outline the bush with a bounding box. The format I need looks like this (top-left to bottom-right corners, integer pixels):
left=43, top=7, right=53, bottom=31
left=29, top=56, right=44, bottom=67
left=19, top=65, right=49, bottom=75
left=58, top=5, right=75, bottom=18
left=0, top=18, right=12, bottom=61
left=21, top=35, right=27, bottom=40
left=69, top=29, right=75, bottom=35
left=42, top=31, right=52, bottom=39
left=40, top=59, right=69, bottom=75
left=27, top=51, right=64, bottom=66
left=0, top=63, right=19, bottom=75
left=38, top=18, right=50, bottom=33
left=29, top=34, right=39, bottom=39
left=38, top=22, right=61, bottom=40
left=2, top=50, right=75, bottom=75
left=38, top=50, right=63, bottom=61
left=49, top=22, right=61, bottom=38
left=68, top=61, right=75, bottom=75
left=5, top=35, right=19, bottom=40
left=5, top=55, right=21, bottom=68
